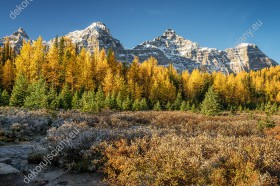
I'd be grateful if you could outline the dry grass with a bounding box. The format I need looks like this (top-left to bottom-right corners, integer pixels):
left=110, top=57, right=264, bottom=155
left=1, top=108, right=280, bottom=185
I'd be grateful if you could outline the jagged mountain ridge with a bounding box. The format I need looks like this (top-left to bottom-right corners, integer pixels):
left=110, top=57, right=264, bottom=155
left=64, top=22, right=125, bottom=53
left=0, top=28, right=30, bottom=53
left=0, top=22, right=278, bottom=74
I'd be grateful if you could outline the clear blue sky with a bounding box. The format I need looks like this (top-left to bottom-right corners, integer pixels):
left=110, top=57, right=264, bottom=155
left=0, top=0, right=279, bottom=63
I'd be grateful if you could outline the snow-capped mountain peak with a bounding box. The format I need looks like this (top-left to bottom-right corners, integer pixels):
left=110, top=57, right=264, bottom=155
left=235, top=43, right=256, bottom=48
left=163, top=29, right=177, bottom=39
left=13, top=28, right=29, bottom=40
left=0, top=22, right=277, bottom=74
left=64, top=22, right=124, bottom=53
left=86, top=22, right=110, bottom=34
left=0, top=27, right=30, bottom=52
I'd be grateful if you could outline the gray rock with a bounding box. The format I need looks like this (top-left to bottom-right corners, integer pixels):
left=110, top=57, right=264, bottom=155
left=0, top=163, right=20, bottom=175
left=0, top=158, right=12, bottom=164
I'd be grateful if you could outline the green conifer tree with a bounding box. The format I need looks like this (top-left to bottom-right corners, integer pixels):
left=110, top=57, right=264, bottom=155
left=180, top=101, right=187, bottom=111
left=59, top=84, right=72, bottom=110
left=116, top=92, right=123, bottom=110
left=132, top=99, right=140, bottom=111
left=173, top=93, right=183, bottom=110
left=139, top=98, right=148, bottom=110
left=1, top=90, right=10, bottom=106
left=200, top=87, right=221, bottom=116
left=10, top=74, right=28, bottom=107
left=48, top=86, right=59, bottom=109
left=72, top=91, right=81, bottom=109
left=81, top=91, right=96, bottom=112
left=153, top=101, right=162, bottom=111
left=95, top=86, right=105, bottom=111
left=122, top=96, right=132, bottom=111
left=165, top=102, right=172, bottom=111
left=24, top=79, right=48, bottom=109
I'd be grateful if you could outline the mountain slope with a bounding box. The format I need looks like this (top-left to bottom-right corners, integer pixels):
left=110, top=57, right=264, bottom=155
left=0, top=22, right=278, bottom=74
left=0, top=28, right=30, bottom=52
left=117, top=29, right=277, bottom=74
left=64, top=22, right=125, bottom=53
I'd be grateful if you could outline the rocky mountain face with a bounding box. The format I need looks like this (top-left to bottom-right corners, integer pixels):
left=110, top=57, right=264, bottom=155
left=0, top=28, right=30, bottom=53
left=0, top=22, right=278, bottom=74
left=64, top=22, right=125, bottom=53
left=117, top=29, right=277, bottom=74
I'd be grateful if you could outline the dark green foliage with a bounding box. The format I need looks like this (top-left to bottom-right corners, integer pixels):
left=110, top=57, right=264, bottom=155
left=105, top=92, right=117, bottom=110
left=95, top=86, right=105, bottom=111
left=180, top=101, right=188, bottom=111
left=122, top=96, right=132, bottom=111
left=191, top=104, right=196, bottom=112
left=116, top=92, right=123, bottom=110
left=81, top=91, right=96, bottom=112
left=1, top=90, right=10, bottom=106
left=200, top=87, right=221, bottom=116
left=47, top=86, right=60, bottom=109
left=153, top=101, right=162, bottom=111
left=72, top=91, right=81, bottom=109
left=139, top=98, right=149, bottom=110
left=173, top=93, right=182, bottom=110
left=132, top=99, right=140, bottom=111
left=165, top=102, right=172, bottom=111
left=9, top=74, right=28, bottom=107
left=24, top=79, right=48, bottom=109
left=59, top=84, right=72, bottom=110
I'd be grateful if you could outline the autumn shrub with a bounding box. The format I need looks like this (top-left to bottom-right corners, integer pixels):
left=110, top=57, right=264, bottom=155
left=99, top=134, right=280, bottom=186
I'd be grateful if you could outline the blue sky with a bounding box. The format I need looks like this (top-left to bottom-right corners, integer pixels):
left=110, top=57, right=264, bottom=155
left=0, top=0, right=279, bottom=62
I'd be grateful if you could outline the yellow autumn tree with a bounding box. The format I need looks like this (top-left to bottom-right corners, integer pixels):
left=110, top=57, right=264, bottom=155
left=15, top=40, right=32, bottom=80
left=2, top=59, right=15, bottom=91
left=29, top=36, right=45, bottom=82
left=150, top=67, right=176, bottom=104
left=127, top=57, right=143, bottom=100
left=103, top=69, right=114, bottom=95
left=93, top=49, right=109, bottom=87
left=43, top=44, right=62, bottom=89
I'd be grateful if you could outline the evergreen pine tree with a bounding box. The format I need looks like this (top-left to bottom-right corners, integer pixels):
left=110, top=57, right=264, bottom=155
left=173, top=92, right=183, bottom=110
left=59, top=84, right=72, bottom=110
left=180, top=101, right=187, bottom=111
left=104, top=93, right=111, bottom=109
left=72, top=91, right=81, bottom=109
left=110, top=91, right=117, bottom=109
left=165, top=102, right=172, bottom=111
left=10, top=74, right=28, bottom=107
left=81, top=91, right=96, bottom=112
left=95, top=86, right=105, bottom=111
left=122, top=96, right=132, bottom=111
left=24, top=79, right=48, bottom=109
left=116, top=92, right=123, bottom=110
left=48, top=86, right=59, bottom=109
left=1, top=90, right=10, bottom=106
left=191, top=104, right=196, bottom=112
left=186, top=101, right=191, bottom=110
left=139, top=98, right=148, bottom=110
left=153, top=101, right=162, bottom=111
left=132, top=99, right=140, bottom=111
left=200, top=87, right=221, bottom=116
left=238, top=105, right=243, bottom=112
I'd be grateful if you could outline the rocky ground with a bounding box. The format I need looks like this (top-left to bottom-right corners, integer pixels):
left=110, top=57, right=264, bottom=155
left=0, top=141, right=107, bottom=186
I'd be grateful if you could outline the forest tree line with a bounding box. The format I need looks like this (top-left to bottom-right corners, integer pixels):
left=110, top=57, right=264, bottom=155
left=0, top=36, right=279, bottom=112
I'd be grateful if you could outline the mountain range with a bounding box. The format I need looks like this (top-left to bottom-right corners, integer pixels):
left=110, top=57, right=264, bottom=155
left=0, top=22, right=278, bottom=74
